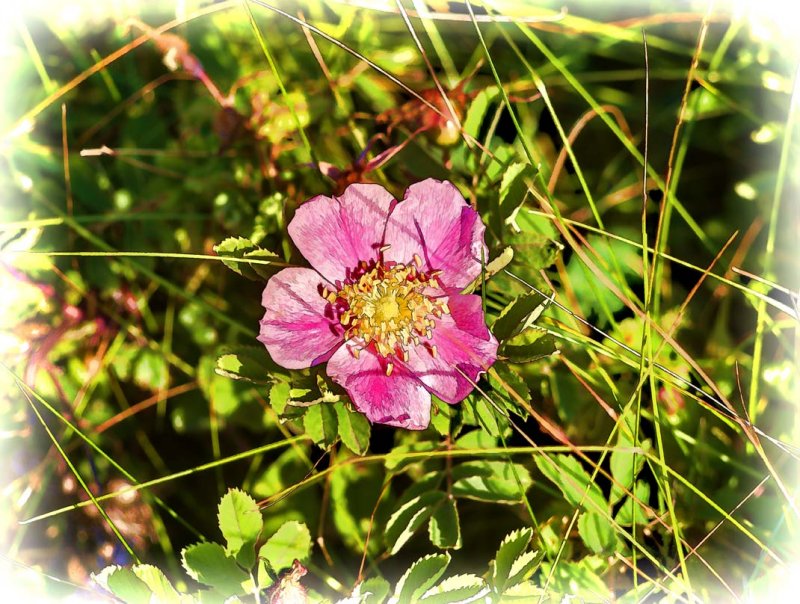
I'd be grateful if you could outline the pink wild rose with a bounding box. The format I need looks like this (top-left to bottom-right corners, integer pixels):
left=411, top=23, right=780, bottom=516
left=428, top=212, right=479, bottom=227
left=258, top=178, right=498, bottom=430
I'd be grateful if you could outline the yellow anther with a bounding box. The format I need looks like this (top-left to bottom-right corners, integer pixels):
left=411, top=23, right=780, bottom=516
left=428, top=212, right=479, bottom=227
left=385, top=362, right=394, bottom=376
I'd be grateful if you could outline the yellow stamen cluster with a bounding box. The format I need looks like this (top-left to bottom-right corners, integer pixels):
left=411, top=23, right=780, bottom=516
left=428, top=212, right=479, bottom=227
left=321, top=259, right=448, bottom=369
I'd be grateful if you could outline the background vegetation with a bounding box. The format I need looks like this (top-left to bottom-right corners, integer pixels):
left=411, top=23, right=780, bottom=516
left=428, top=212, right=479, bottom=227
left=2, top=0, right=798, bottom=601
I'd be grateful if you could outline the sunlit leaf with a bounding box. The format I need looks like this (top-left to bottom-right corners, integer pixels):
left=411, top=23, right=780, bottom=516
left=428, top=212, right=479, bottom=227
left=428, top=498, right=461, bottom=550
left=385, top=491, right=446, bottom=555
left=392, top=553, right=451, bottom=604
left=217, top=488, right=263, bottom=568
left=181, top=542, right=248, bottom=596
left=334, top=402, right=371, bottom=455
left=491, top=528, right=532, bottom=593
left=259, top=520, right=312, bottom=574
left=452, top=461, right=531, bottom=503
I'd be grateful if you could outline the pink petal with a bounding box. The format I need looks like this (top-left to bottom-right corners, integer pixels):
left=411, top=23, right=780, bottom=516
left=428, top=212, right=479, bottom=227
left=327, top=344, right=431, bottom=430
left=288, top=183, right=396, bottom=283
left=258, top=268, right=344, bottom=369
left=384, top=179, right=487, bottom=289
left=405, top=294, right=498, bottom=404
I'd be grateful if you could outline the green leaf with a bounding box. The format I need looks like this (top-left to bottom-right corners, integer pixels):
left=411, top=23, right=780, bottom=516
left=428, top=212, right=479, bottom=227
left=578, top=511, right=618, bottom=554
left=420, top=574, right=487, bottom=604
left=351, top=576, right=391, bottom=604
left=534, top=455, right=606, bottom=514
left=492, top=289, right=549, bottom=341
left=213, top=236, right=280, bottom=280
left=429, top=396, right=452, bottom=437
left=259, top=520, right=312, bottom=574
left=217, top=488, right=263, bottom=569
left=181, top=542, right=248, bottom=597
left=103, top=567, right=152, bottom=604
left=269, top=380, right=291, bottom=415
left=330, top=459, right=385, bottom=555
left=303, top=403, right=338, bottom=447
left=334, top=403, right=371, bottom=455
left=393, top=553, right=451, bottom=604
left=493, top=162, right=538, bottom=235
left=385, top=491, right=446, bottom=555
left=609, top=413, right=649, bottom=504
left=428, top=498, right=461, bottom=550
left=131, top=565, right=182, bottom=603
left=215, top=345, right=285, bottom=384
left=384, top=442, right=438, bottom=473
left=472, top=398, right=502, bottom=437
left=461, top=246, right=514, bottom=294
left=616, top=480, right=651, bottom=526
left=452, top=461, right=531, bottom=503
left=488, top=363, right=530, bottom=417
left=506, top=548, right=544, bottom=589
left=564, top=233, right=642, bottom=326
left=132, top=349, right=169, bottom=392
left=491, top=528, right=532, bottom=593
left=463, top=86, right=499, bottom=138
left=497, top=581, right=548, bottom=602
left=539, top=557, right=612, bottom=601
left=501, top=328, right=557, bottom=363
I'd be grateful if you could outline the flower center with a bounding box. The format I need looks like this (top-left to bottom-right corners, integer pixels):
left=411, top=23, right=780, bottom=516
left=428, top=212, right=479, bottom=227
left=372, top=294, right=401, bottom=324
left=322, top=258, right=448, bottom=367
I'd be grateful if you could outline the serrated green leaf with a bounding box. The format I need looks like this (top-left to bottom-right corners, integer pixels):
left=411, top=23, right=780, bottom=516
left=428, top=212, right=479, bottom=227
left=506, top=548, right=543, bottom=588
left=131, top=565, right=182, bottom=603
left=350, top=576, right=391, bottom=604
left=259, top=520, right=312, bottom=575
left=217, top=489, right=263, bottom=569
left=497, top=581, right=548, bottom=602
left=492, top=290, right=549, bottom=341
left=420, top=574, right=487, bottom=604
left=104, top=567, right=152, bottom=604
left=334, top=403, right=371, bottom=455
left=616, top=480, right=651, bottom=526
left=215, top=345, right=284, bottom=384
left=578, top=511, right=618, bottom=554
left=304, top=403, right=338, bottom=447
left=213, top=236, right=280, bottom=280
left=269, top=380, right=291, bottom=415
left=385, top=491, right=446, bottom=555
left=393, top=553, right=451, bottom=604
left=428, top=498, right=461, bottom=550
left=491, top=528, right=532, bottom=593
left=452, top=461, right=531, bottom=503
left=181, top=542, right=248, bottom=597
left=501, top=328, right=557, bottom=363
left=534, top=455, right=606, bottom=514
